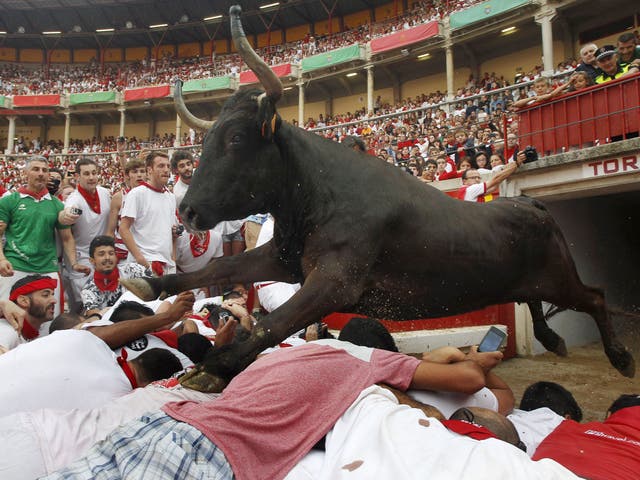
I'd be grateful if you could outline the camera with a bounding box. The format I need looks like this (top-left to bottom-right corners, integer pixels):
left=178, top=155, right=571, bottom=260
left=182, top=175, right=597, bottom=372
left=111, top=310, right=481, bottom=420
left=70, top=207, right=83, bottom=215
left=175, top=225, right=185, bottom=236
left=523, top=145, right=538, bottom=164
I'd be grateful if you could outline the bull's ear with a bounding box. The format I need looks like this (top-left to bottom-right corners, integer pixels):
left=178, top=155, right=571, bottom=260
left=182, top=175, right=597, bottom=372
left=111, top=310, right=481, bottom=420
left=257, top=95, right=281, bottom=142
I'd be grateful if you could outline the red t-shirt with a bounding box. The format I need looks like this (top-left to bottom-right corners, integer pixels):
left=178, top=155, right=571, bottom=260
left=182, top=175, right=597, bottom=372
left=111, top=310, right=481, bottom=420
left=533, top=406, right=640, bottom=480
left=164, top=341, right=420, bottom=480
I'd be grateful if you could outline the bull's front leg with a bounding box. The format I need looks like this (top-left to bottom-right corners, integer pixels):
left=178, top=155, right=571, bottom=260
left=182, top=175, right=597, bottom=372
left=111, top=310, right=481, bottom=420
left=181, top=261, right=367, bottom=392
left=120, top=241, right=299, bottom=301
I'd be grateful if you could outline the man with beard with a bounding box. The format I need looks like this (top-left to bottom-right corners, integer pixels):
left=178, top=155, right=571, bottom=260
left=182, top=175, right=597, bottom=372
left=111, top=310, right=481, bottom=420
left=63, top=158, right=111, bottom=312
left=119, top=152, right=177, bottom=276
left=81, top=236, right=148, bottom=317
left=0, top=156, right=82, bottom=316
left=171, top=150, right=194, bottom=208
left=0, top=275, right=57, bottom=352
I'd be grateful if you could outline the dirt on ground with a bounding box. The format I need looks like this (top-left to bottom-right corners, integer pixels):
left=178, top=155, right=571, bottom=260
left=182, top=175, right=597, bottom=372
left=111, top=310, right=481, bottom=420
left=495, top=319, right=640, bottom=421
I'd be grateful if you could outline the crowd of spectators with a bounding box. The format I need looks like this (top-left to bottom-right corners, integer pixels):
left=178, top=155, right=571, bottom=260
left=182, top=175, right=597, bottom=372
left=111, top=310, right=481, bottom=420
left=0, top=62, right=581, bottom=192
left=0, top=0, right=488, bottom=96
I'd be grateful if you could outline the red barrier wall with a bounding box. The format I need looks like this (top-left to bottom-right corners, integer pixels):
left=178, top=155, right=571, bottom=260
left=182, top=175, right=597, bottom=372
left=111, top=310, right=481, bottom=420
left=518, top=73, right=640, bottom=154
left=323, top=303, right=516, bottom=358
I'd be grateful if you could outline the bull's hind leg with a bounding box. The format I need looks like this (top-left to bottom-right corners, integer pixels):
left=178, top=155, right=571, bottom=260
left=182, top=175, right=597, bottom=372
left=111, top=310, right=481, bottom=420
left=558, top=284, right=635, bottom=378
left=528, top=301, right=567, bottom=356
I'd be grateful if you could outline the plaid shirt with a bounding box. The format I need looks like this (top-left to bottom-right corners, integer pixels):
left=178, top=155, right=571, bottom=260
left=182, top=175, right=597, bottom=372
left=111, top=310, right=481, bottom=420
left=43, top=411, right=233, bottom=479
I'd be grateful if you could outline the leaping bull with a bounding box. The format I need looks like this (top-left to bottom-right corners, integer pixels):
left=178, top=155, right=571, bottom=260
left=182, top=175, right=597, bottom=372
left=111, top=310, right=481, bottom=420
left=122, top=5, right=634, bottom=391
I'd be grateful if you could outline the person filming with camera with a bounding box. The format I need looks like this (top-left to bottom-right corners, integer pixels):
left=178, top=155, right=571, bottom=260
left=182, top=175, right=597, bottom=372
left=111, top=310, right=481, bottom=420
left=457, top=150, right=527, bottom=202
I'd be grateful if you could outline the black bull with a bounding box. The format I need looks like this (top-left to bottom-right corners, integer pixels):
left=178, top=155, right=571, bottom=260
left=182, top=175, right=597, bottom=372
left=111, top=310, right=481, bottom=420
left=122, top=6, right=634, bottom=391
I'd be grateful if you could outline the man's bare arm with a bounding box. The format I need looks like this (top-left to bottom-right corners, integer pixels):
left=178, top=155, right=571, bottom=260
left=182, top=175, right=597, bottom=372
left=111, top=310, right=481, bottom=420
left=105, top=191, right=123, bottom=237
left=0, top=222, right=13, bottom=277
left=59, top=228, right=91, bottom=274
left=87, top=291, right=195, bottom=349
left=119, top=216, right=149, bottom=268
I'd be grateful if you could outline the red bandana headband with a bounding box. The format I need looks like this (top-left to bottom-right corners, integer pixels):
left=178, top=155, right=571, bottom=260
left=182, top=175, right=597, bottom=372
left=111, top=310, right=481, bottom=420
left=9, top=278, right=58, bottom=302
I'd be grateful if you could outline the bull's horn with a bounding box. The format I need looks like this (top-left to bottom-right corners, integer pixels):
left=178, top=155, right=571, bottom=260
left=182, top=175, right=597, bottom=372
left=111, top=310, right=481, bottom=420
left=173, top=79, right=215, bottom=131
left=230, top=5, right=283, bottom=102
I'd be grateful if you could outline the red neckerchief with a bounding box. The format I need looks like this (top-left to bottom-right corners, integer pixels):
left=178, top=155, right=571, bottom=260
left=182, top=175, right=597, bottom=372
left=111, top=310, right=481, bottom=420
left=190, top=231, right=210, bottom=258
left=441, top=419, right=498, bottom=441
left=93, top=268, right=120, bottom=292
left=21, top=319, right=40, bottom=340
left=151, top=261, right=166, bottom=277
left=150, top=329, right=179, bottom=349
left=116, top=348, right=138, bottom=389
left=141, top=181, right=166, bottom=193
left=18, top=187, right=49, bottom=201
left=77, top=185, right=101, bottom=214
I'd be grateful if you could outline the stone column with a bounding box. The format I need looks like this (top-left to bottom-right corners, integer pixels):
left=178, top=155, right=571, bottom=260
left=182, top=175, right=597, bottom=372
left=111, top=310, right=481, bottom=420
left=118, top=106, right=126, bottom=138
left=443, top=18, right=455, bottom=101
left=63, top=110, right=71, bottom=154
left=297, top=79, right=305, bottom=126
left=365, top=64, right=374, bottom=115
left=5, top=116, right=16, bottom=155
left=445, top=43, right=454, bottom=101
left=535, top=6, right=557, bottom=75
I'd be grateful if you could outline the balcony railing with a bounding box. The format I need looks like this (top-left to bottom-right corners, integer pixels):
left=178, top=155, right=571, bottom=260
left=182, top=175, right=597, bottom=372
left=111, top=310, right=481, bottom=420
left=517, top=73, right=640, bottom=155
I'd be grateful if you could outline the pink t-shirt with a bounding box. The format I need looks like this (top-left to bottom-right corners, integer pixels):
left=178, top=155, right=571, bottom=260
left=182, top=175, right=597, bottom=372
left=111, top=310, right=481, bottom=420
left=164, top=339, right=420, bottom=480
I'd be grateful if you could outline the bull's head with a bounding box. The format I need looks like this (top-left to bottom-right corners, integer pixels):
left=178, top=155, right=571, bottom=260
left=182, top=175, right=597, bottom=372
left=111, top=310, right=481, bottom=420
left=176, top=5, right=284, bottom=231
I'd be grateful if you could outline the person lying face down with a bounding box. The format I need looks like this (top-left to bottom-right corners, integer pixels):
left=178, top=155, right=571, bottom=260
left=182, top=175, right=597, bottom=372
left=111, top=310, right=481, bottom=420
left=44, top=338, right=488, bottom=480
left=0, top=318, right=241, bottom=479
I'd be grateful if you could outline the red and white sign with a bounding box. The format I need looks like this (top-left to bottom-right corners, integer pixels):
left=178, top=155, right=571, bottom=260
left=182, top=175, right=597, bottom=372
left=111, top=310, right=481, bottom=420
left=584, top=154, right=639, bottom=177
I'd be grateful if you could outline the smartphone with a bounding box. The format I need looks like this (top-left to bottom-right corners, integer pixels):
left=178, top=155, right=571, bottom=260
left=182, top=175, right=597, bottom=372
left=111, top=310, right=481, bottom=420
left=477, top=326, right=507, bottom=352
left=218, top=310, right=231, bottom=326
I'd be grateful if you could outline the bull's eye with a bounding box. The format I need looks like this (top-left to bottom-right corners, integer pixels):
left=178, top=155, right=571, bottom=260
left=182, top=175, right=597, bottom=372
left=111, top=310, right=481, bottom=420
left=230, top=134, right=242, bottom=145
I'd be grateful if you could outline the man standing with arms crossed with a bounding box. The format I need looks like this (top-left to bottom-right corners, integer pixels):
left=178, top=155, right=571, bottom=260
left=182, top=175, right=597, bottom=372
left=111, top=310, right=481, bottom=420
left=119, top=152, right=177, bottom=276
left=0, top=156, right=88, bottom=316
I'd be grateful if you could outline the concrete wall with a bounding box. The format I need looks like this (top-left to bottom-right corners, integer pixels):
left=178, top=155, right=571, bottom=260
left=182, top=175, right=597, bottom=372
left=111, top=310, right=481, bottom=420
left=528, top=190, right=640, bottom=353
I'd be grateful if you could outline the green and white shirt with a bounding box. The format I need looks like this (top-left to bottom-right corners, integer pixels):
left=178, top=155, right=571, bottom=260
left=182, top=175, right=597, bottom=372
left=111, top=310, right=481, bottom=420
left=0, top=191, right=68, bottom=273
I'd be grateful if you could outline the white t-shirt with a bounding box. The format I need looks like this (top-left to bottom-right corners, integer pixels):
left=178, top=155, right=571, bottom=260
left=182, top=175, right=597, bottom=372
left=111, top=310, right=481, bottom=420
left=461, top=182, right=487, bottom=202
left=172, top=178, right=190, bottom=209
left=121, top=184, right=176, bottom=266
left=0, top=317, right=49, bottom=352
left=408, top=387, right=499, bottom=418
left=254, top=216, right=301, bottom=312
left=0, top=379, right=218, bottom=477
left=508, top=407, right=565, bottom=457
left=0, top=317, right=22, bottom=351
left=0, top=329, right=133, bottom=416
left=65, top=186, right=112, bottom=263
left=175, top=230, right=223, bottom=273
left=82, top=317, right=193, bottom=369
left=286, top=385, right=579, bottom=480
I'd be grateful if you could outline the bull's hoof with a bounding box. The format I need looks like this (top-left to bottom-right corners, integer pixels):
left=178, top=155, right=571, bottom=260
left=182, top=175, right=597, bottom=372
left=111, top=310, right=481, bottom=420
left=606, top=346, right=635, bottom=378
left=552, top=337, right=568, bottom=357
left=179, top=366, right=228, bottom=393
left=120, top=276, right=164, bottom=301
